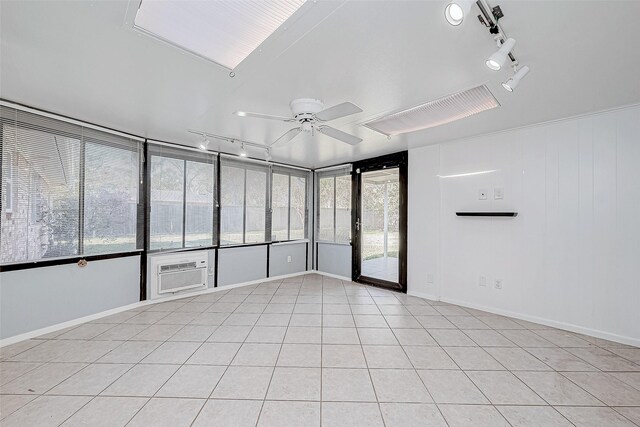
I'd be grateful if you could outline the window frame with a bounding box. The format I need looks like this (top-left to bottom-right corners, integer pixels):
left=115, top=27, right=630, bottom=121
left=315, top=166, right=353, bottom=244
left=270, top=166, right=310, bottom=243
left=0, top=106, right=144, bottom=266
left=147, top=142, right=218, bottom=252
left=219, top=157, right=271, bottom=246
left=0, top=103, right=318, bottom=273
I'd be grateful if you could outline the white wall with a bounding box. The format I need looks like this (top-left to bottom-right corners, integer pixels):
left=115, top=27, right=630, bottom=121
left=317, top=242, right=352, bottom=279
left=217, top=245, right=268, bottom=286
left=270, top=242, right=308, bottom=277
left=0, top=256, right=141, bottom=340
left=408, top=104, right=640, bottom=345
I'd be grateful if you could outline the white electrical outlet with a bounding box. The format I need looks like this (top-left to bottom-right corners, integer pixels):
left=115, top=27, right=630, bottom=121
left=426, top=273, right=434, bottom=284
left=494, top=279, right=503, bottom=289
left=479, top=276, right=486, bottom=287
left=287, top=256, right=292, bottom=263
left=478, top=189, right=488, bottom=200
left=494, top=187, right=504, bottom=200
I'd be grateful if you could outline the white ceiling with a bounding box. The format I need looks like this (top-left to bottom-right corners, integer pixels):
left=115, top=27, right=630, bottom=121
left=2, top=0, right=639, bottom=168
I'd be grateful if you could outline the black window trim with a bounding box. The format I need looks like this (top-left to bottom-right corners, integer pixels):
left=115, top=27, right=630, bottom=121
left=0, top=99, right=312, bottom=273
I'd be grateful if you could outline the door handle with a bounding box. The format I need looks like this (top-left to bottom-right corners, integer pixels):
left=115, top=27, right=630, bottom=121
left=356, top=218, right=360, bottom=231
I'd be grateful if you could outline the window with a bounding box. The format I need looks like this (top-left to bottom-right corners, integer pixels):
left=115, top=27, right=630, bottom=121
left=220, top=157, right=269, bottom=245
left=84, top=133, right=140, bottom=255
left=316, top=166, right=352, bottom=243
left=271, top=167, right=309, bottom=241
left=0, top=106, right=142, bottom=264
left=2, top=151, right=13, bottom=213
left=148, top=143, right=216, bottom=251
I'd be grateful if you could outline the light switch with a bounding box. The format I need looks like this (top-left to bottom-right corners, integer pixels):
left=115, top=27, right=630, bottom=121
left=494, top=187, right=504, bottom=200
left=478, top=189, right=488, bottom=200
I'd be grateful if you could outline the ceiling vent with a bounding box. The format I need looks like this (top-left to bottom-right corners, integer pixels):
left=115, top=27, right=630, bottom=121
left=364, top=85, right=500, bottom=136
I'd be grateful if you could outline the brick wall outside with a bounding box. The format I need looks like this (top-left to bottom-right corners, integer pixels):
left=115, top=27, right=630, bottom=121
left=1, top=152, right=50, bottom=263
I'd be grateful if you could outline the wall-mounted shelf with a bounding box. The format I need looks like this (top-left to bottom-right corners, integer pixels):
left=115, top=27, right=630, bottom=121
left=456, top=212, right=518, bottom=217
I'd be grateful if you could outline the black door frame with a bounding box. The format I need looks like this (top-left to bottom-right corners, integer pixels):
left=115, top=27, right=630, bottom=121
left=352, top=151, right=408, bottom=293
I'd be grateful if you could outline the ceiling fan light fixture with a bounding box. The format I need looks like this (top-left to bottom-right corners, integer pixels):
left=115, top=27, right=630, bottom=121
left=486, top=37, right=516, bottom=71
left=235, top=98, right=363, bottom=147
left=444, top=0, right=474, bottom=26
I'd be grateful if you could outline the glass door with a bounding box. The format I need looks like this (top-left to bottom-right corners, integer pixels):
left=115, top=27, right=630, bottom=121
left=352, top=152, right=407, bottom=292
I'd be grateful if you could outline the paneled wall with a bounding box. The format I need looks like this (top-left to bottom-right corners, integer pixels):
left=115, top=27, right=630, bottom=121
left=408, top=104, right=640, bottom=345
left=317, top=242, right=352, bottom=279
left=0, top=256, right=141, bottom=340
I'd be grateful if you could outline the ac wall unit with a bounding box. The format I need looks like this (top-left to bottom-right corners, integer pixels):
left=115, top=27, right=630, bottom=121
left=155, top=252, right=208, bottom=295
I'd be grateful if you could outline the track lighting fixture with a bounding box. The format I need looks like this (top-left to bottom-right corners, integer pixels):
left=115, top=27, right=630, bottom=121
left=502, top=65, right=530, bottom=92
left=486, top=37, right=515, bottom=71
left=444, top=0, right=474, bottom=26
left=444, top=1, right=529, bottom=90
left=265, top=149, right=272, bottom=162
left=189, top=130, right=270, bottom=160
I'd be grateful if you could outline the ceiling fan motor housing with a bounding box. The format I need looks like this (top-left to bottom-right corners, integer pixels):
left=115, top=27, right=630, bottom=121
left=290, top=98, right=325, bottom=120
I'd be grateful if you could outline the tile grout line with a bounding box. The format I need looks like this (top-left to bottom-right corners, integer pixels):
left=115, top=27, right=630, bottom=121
left=1, top=273, right=639, bottom=426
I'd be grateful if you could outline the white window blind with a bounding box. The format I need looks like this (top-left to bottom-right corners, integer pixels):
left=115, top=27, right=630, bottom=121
left=220, top=157, right=270, bottom=245
left=316, top=165, right=352, bottom=243
left=0, top=106, right=142, bottom=264
left=271, top=165, right=310, bottom=242
left=148, top=142, right=217, bottom=251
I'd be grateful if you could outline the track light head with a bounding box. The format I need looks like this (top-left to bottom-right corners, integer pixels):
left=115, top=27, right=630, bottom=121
left=444, top=0, right=474, bottom=26
left=198, top=135, right=210, bottom=150
left=502, top=65, right=530, bottom=91
left=486, top=37, right=516, bottom=71
left=239, top=143, right=247, bottom=157
left=265, top=149, right=272, bottom=162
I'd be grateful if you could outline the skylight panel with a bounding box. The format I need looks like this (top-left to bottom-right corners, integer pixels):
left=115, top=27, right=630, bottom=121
left=364, top=85, right=500, bottom=136
left=133, top=0, right=306, bottom=69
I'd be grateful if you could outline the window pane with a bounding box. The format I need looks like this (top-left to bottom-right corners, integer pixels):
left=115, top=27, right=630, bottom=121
left=271, top=173, right=289, bottom=241
left=245, top=169, right=266, bottom=243
left=185, top=160, right=214, bottom=247
left=84, top=143, right=139, bottom=255
left=318, top=176, right=334, bottom=241
left=1, top=124, right=81, bottom=263
left=335, top=174, right=352, bottom=243
left=150, top=156, right=184, bottom=250
left=220, top=165, right=244, bottom=245
left=290, top=175, right=306, bottom=240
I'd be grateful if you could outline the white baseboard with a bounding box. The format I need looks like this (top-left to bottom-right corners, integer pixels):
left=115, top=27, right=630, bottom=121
left=8, top=269, right=633, bottom=349
left=0, top=270, right=311, bottom=348
left=312, top=270, right=352, bottom=282
left=439, top=296, right=640, bottom=348
left=406, top=290, right=440, bottom=303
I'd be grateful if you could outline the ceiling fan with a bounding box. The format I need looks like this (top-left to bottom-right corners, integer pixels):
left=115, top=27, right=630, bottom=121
left=234, top=98, right=363, bottom=147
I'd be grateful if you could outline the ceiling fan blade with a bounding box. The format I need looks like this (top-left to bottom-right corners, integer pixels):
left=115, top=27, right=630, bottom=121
left=233, top=111, right=294, bottom=122
left=317, top=126, right=362, bottom=145
left=314, top=102, right=363, bottom=121
left=271, top=128, right=302, bottom=148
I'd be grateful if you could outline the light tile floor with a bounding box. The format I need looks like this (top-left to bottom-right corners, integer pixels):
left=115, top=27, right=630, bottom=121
left=1, top=273, right=639, bottom=426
